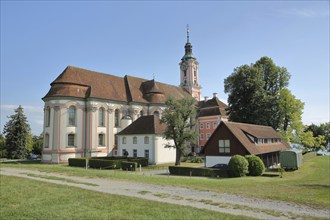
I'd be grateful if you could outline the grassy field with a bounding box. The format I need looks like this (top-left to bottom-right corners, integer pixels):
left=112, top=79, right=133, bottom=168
left=0, top=175, right=251, bottom=220
left=1, top=152, right=329, bottom=208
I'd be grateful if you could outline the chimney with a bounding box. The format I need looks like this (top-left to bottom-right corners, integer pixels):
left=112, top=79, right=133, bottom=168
left=204, top=96, right=209, bottom=101
left=213, top=93, right=218, bottom=98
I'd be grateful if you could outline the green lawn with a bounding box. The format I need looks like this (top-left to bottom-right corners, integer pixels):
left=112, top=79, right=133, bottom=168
left=1, top=152, right=329, bottom=208
left=0, top=175, right=251, bottom=220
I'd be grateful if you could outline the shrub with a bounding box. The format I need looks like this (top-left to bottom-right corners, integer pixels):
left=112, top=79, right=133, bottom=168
left=122, top=161, right=137, bottom=171
left=245, top=155, right=265, bottom=176
left=68, top=158, right=88, bottom=167
left=89, top=159, right=121, bottom=169
left=128, top=157, right=149, bottom=167
left=190, top=156, right=204, bottom=163
left=228, top=155, right=249, bottom=177
left=169, top=166, right=228, bottom=178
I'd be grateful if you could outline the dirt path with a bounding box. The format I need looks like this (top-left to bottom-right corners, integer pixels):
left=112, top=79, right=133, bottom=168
left=1, top=167, right=329, bottom=219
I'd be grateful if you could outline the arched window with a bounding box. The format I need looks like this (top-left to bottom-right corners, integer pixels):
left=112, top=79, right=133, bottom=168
left=114, top=109, right=119, bottom=127
left=144, top=136, right=149, bottom=144
left=98, top=107, right=105, bottom=127
left=140, top=110, right=144, bottom=117
left=45, top=107, right=51, bottom=127
left=44, top=133, right=50, bottom=148
left=122, top=137, right=126, bottom=144
left=154, top=111, right=160, bottom=118
left=68, top=106, right=76, bottom=126
left=133, top=136, right=137, bottom=144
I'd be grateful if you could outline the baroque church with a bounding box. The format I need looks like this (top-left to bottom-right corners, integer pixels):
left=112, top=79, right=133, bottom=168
left=42, top=28, right=227, bottom=163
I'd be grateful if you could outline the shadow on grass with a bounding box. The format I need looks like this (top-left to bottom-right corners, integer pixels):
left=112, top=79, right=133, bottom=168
left=0, top=159, right=42, bottom=164
left=298, top=184, right=330, bottom=190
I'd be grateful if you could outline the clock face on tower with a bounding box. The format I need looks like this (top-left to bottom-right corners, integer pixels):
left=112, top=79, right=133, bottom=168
left=181, top=63, right=187, bottom=70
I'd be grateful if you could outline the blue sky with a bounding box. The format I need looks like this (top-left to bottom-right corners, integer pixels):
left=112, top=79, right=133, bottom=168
left=1, top=1, right=329, bottom=135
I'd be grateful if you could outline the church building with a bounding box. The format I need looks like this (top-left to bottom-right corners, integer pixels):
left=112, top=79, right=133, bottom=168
left=42, top=28, right=205, bottom=163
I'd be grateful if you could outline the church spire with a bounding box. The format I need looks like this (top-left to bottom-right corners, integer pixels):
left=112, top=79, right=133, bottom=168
left=182, top=24, right=196, bottom=61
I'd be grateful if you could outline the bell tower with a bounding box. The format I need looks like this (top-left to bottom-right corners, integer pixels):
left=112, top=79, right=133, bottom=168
left=179, top=25, right=201, bottom=101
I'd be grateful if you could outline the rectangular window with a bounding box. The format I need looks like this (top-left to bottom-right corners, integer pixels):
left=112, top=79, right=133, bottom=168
left=68, top=134, right=75, bottom=147
left=144, top=149, right=149, bottom=159
left=133, top=149, right=137, bottom=157
left=257, top=139, right=264, bottom=144
left=200, top=134, right=204, bottom=140
left=98, top=134, right=105, bottom=146
left=206, top=122, right=210, bottom=129
left=133, top=137, right=137, bottom=144
left=206, top=133, right=211, bottom=140
left=213, top=122, right=217, bottom=129
left=45, top=108, right=51, bottom=127
left=122, top=137, right=126, bottom=144
left=219, top=140, right=230, bottom=153
left=200, top=123, right=204, bottom=129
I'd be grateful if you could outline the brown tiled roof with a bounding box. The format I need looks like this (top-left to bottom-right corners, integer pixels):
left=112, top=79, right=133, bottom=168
left=198, top=97, right=228, bottom=117
left=43, top=66, right=190, bottom=103
left=204, top=121, right=289, bottom=155
left=224, top=121, right=289, bottom=154
left=117, top=115, right=166, bottom=135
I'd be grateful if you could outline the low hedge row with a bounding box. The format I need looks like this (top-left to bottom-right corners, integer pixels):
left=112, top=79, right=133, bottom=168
left=68, top=158, right=89, bottom=167
left=89, top=159, right=121, bottom=169
left=122, top=161, right=137, bottom=171
left=169, top=166, right=228, bottom=178
left=128, top=158, right=148, bottom=167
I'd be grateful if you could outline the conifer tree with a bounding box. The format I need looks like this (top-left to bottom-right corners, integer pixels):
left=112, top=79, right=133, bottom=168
left=3, top=105, right=32, bottom=159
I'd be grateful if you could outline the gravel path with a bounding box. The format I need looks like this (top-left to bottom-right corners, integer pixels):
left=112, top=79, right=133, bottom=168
left=1, top=167, right=329, bottom=219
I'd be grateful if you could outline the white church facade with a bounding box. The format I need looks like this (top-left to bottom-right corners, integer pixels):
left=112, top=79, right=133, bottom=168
left=42, top=29, right=202, bottom=163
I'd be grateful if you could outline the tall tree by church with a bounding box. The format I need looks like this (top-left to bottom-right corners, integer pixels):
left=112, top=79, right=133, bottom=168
left=3, top=105, right=32, bottom=159
left=161, top=96, right=197, bottom=165
left=224, top=56, right=291, bottom=130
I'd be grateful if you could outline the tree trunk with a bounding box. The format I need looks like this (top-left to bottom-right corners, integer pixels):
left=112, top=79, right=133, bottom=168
left=175, top=148, right=181, bottom=166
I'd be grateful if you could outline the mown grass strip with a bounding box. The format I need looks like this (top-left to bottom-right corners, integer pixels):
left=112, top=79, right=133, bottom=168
left=22, top=173, right=98, bottom=186
left=0, top=175, right=252, bottom=220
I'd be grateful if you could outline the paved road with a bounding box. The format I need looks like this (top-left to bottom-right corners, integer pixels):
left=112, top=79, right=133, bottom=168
left=1, top=167, right=329, bottom=219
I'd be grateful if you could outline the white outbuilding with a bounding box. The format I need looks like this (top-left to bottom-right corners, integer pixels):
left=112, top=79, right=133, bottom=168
left=117, top=115, right=176, bottom=164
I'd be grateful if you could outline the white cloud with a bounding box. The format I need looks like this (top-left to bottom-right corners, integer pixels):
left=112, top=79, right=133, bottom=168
left=279, top=8, right=329, bottom=18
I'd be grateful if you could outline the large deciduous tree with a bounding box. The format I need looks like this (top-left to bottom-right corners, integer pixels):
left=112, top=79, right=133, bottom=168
left=3, top=105, right=32, bottom=159
left=161, top=96, right=197, bottom=165
left=224, top=56, right=291, bottom=129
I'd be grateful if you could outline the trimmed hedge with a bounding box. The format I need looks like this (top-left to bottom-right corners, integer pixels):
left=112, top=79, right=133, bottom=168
left=68, top=158, right=89, bottom=167
left=89, top=159, right=121, bottom=169
left=169, top=166, right=228, bottom=178
left=128, top=158, right=148, bottom=167
left=245, top=155, right=265, bottom=176
left=228, top=155, right=249, bottom=177
left=122, top=161, right=138, bottom=171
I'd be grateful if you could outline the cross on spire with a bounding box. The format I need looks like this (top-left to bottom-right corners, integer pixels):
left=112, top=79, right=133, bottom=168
left=187, top=24, right=190, bottom=43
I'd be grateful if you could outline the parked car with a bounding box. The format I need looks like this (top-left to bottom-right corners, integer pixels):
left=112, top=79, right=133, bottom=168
left=210, top=163, right=228, bottom=169
left=316, top=149, right=330, bottom=156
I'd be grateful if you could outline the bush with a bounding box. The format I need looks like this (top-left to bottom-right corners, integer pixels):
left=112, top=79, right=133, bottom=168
left=89, top=159, right=121, bottom=169
left=190, top=156, right=204, bottom=163
left=68, top=158, right=88, bottom=167
left=128, top=157, right=148, bottom=167
left=122, top=161, right=137, bottom=171
left=245, top=155, right=265, bottom=176
left=169, top=166, right=228, bottom=178
left=228, top=155, right=249, bottom=177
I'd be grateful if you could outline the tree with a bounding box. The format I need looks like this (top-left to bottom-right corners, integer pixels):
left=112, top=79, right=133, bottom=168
left=224, top=57, right=291, bottom=129
left=32, top=133, right=43, bottom=155
left=161, top=96, right=197, bottom=165
left=3, top=105, right=32, bottom=159
left=0, top=134, right=7, bottom=158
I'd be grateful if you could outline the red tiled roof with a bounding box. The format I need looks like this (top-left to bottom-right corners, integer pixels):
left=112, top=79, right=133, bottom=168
left=117, top=115, right=166, bottom=135
left=198, top=97, right=228, bottom=117
left=43, top=66, right=190, bottom=103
